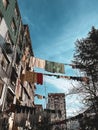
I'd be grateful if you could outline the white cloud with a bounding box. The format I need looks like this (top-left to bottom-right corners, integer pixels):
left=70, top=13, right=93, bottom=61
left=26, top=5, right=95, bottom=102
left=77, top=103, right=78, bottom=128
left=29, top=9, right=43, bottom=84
left=44, top=75, right=79, bottom=93
left=66, top=94, right=84, bottom=117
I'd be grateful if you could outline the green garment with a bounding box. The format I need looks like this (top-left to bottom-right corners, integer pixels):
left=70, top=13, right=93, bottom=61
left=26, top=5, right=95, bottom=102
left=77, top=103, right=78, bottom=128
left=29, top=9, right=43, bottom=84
left=45, top=61, right=65, bottom=74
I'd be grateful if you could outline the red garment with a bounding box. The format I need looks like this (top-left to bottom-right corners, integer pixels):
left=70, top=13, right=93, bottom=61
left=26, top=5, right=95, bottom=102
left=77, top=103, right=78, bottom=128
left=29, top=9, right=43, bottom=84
left=37, top=73, right=43, bottom=85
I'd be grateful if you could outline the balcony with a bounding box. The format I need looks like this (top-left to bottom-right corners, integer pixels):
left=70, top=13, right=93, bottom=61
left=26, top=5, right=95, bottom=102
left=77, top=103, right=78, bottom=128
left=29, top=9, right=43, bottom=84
left=3, top=42, right=13, bottom=54
left=10, top=67, right=18, bottom=86
left=8, top=83, right=15, bottom=92
left=0, top=64, right=8, bottom=78
left=0, top=47, right=10, bottom=78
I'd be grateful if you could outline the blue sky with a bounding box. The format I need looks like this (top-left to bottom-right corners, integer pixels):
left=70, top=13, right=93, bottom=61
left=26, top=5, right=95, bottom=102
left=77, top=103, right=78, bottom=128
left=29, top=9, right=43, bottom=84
left=17, top=0, right=98, bottom=117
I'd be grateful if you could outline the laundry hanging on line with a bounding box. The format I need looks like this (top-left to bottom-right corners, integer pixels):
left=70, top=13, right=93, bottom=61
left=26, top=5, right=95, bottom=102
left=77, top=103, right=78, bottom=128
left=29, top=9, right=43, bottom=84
left=29, top=56, right=65, bottom=74
left=35, top=94, right=45, bottom=99
left=20, top=71, right=43, bottom=85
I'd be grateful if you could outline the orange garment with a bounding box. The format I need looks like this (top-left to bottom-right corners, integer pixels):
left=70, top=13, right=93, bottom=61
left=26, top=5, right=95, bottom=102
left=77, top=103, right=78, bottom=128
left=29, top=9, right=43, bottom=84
left=20, top=71, right=35, bottom=83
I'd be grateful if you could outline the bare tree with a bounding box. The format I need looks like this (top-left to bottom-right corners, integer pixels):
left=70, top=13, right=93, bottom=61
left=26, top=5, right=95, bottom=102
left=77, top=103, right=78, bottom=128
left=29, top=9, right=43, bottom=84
left=71, top=26, right=98, bottom=130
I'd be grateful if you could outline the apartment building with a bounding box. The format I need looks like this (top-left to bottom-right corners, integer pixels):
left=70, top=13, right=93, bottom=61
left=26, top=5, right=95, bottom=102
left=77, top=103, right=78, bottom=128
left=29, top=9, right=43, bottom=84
left=0, top=0, right=22, bottom=129
left=0, top=0, right=35, bottom=130
left=13, top=24, right=35, bottom=130
left=47, top=93, right=67, bottom=130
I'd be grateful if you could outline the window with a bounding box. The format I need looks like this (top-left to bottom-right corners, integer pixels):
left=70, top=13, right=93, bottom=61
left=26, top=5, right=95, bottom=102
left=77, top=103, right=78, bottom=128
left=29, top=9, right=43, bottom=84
left=0, top=11, right=3, bottom=24
left=11, top=18, right=17, bottom=34
left=2, top=0, right=9, bottom=9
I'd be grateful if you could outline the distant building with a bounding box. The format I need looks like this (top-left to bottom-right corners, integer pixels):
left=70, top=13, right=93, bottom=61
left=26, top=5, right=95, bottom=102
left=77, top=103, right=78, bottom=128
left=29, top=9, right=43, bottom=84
left=47, top=93, right=67, bottom=130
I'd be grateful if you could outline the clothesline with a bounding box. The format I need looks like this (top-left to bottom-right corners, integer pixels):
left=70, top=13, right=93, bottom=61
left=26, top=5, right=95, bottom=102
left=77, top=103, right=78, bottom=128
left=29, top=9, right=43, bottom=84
left=20, top=71, right=89, bottom=85
left=22, top=55, right=82, bottom=75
